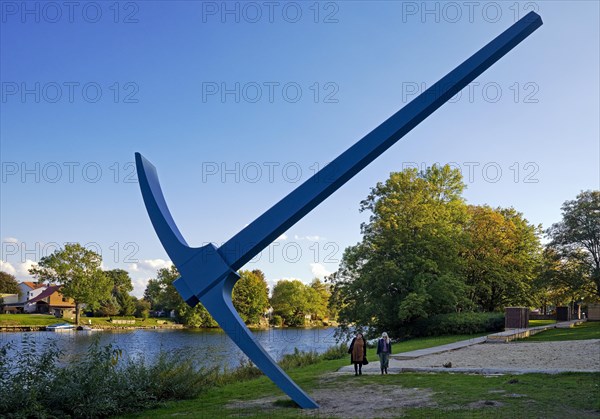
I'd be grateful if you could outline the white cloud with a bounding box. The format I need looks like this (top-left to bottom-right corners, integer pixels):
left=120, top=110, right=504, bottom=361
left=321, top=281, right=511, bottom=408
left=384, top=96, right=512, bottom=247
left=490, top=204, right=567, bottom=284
left=2, top=237, right=19, bottom=243
left=276, top=234, right=288, bottom=241
left=0, top=260, right=16, bottom=275
left=293, top=235, right=323, bottom=241
left=131, top=259, right=172, bottom=272
left=127, top=259, right=173, bottom=298
left=310, top=263, right=332, bottom=280
left=0, top=259, right=36, bottom=280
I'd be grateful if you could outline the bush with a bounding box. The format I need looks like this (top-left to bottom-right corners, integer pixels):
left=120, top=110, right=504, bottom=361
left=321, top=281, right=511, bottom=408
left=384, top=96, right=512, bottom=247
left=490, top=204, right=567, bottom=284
left=406, top=312, right=504, bottom=337
left=320, top=343, right=349, bottom=360
left=0, top=337, right=214, bottom=418
left=0, top=338, right=349, bottom=418
left=278, top=348, right=320, bottom=370
left=270, top=315, right=283, bottom=327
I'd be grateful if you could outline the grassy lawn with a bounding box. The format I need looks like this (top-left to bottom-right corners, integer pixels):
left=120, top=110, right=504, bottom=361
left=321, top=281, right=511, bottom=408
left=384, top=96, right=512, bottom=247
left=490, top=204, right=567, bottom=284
left=524, top=321, right=600, bottom=342
left=122, top=332, right=600, bottom=418
left=0, top=313, right=70, bottom=326
left=529, top=319, right=556, bottom=326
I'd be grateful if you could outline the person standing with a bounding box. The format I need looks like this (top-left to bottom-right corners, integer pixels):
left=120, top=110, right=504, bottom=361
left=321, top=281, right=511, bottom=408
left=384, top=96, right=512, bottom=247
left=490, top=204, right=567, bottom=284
left=348, top=333, right=367, bottom=376
left=377, top=332, right=392, bottom=374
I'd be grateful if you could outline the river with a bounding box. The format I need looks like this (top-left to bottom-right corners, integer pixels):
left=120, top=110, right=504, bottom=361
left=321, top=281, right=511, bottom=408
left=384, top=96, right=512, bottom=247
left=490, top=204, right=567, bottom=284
left=0, top=327, right=340, bottom=370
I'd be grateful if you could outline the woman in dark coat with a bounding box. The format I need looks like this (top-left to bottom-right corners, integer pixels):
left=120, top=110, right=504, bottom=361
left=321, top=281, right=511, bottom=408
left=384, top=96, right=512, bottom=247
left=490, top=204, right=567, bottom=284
left=348, top=333, right=367, bottom=376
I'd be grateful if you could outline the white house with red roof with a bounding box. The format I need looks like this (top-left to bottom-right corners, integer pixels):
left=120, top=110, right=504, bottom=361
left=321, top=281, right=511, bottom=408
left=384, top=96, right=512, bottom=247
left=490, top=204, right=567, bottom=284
left=18, top=281, right=47, bottom=313
left=2, top=282, right=48, bottom=313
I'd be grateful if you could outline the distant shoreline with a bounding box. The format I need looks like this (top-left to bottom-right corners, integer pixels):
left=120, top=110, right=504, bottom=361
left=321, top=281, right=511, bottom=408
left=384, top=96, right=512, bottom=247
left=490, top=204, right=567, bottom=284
left=0, top=324, right=186, bottom=332
left=0, top=323, right=337, bottom=333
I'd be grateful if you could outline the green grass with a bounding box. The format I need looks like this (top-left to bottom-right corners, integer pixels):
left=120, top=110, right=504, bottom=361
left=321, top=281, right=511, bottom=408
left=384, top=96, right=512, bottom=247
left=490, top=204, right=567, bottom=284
left=392, top=332, right=489, bottom=353
left=122, top=354, right=600, bottom=418
left=529, top=319, right=556, bottom=326
left=117, top=332, right=599, bottom=419
left=354, top=372, right=600, bottom=418
left=0, top=314, right=70, bottom=326
left=524, top=321, right=600, bottom=342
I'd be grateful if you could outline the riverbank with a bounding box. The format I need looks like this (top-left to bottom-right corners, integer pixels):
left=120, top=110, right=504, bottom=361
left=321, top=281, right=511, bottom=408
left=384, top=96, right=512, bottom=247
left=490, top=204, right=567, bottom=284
left=0, top=314, right=184, bottom=332
left=0, top=314, right=336, bottom=332
left=122, top=323, right=600, bottom=419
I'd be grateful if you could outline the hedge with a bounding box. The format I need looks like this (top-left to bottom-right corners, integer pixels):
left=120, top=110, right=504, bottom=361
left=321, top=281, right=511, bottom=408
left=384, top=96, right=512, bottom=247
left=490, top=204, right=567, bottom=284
left=405, top=312, right=505, bottom=337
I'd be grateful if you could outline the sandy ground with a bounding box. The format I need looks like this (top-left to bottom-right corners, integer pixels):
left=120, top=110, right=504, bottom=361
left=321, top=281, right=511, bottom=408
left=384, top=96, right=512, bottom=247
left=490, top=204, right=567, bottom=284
left=390, top=339, right=600, bottom=373
left=227, top=384, right=437, bottom=418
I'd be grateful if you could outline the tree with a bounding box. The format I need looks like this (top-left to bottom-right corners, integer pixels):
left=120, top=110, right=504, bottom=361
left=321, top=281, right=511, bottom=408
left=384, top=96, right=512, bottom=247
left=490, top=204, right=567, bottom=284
left=0, top=271, right=20, bottom=296
left=143, top=279, right=162, bottom=308
left=28, top=243, right=112, bottom=324
left=135, top=299, right=151, bottom=319
left=463, top=205, right=542, bottom=311
left=308, top=278, right=331, bottom=320
left=102, top=269, right=136, bottom=316
left=547, top=190, right=600, bottom=299
left=143, top=265, right=217, bottom=327
left=232, top=270, right=269, bottom=325
left=270, top=280, right=311, bottom=326
left=331, top=165, right=470, bottom=336
left=535, top=247, right=596, bottom=310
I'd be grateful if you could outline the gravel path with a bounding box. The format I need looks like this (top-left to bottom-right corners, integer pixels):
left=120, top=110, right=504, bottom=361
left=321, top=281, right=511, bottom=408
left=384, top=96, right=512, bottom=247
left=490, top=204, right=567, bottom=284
left=337, top=339, right=600, bottom=374
left=395, top=339, right=600, bottom=372
left=385, top=339, right=600, bottom=373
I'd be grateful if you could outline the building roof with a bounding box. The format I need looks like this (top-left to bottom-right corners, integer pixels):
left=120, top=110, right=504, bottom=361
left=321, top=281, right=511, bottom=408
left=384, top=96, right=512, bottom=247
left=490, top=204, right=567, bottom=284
left=27, top=285, right=62, bottom=304
left=20, top=281, right=45, bottom=290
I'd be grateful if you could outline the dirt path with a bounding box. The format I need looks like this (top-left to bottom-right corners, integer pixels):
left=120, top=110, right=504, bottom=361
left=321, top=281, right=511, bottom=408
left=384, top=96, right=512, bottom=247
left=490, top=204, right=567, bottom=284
left=227, top=384, right=437, bottom=418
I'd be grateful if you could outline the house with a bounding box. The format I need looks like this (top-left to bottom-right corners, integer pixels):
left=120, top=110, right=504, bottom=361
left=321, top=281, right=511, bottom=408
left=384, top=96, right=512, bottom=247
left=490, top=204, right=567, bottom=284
left=19, top=282, right=47, bottom=313
left=1, top=282, right=47, bottom=313
left=0, top=293, right=19, bottom=313
left=26, top=285, right=76, bottom=318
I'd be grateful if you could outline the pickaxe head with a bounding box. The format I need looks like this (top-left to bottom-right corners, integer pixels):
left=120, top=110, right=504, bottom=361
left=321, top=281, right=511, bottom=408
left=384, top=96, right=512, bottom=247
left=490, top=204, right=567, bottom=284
left=135, top=152, right=240, bottom=306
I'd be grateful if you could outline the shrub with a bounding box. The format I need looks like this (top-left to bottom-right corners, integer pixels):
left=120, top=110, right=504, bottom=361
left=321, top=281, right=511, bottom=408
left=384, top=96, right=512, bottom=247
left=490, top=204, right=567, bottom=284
left=0, top=338, right=349, bottom=418
left=278, top=348, right=320, bottom=370
left=320, top=343, right=349, bottom=360
left=406, top=312, right=505, bottom=337
left=270, top=314, right=283, bottom=327
left=0, top=338, right=213, bottom=418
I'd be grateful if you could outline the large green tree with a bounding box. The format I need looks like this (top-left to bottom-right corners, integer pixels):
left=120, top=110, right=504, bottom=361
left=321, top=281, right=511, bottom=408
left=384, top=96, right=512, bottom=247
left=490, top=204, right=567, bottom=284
left=308, top=278, right=331, bottom=320
left=535, top=247, right=595, bottom=310
left=143, top=265, right=216, bottom=327
left=547, top=190, right=600, bottom=299
left=270, top=279, right=311, bottom=326
left=232, top=269, right=269, bottom=325
left=29, top=243, right=112, bottom=324
left=331, top=165, right=470, bottom=336
left=0, top=271, right=20, bottom=296
left=463, top=205, right=542, bottom=311
left=101, top=269, right=136, bottom=316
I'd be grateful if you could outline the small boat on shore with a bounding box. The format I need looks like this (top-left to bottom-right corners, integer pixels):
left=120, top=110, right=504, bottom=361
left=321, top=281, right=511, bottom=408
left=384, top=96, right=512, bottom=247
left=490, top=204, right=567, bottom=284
left=76, top=325, right=99, bottom=332
left=46, top=323, right=75, bottom=332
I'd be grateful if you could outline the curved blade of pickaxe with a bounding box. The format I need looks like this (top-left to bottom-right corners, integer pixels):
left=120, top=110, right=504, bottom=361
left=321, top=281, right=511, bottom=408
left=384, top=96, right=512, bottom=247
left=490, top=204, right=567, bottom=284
left=136, top=12, right=542, bottom=409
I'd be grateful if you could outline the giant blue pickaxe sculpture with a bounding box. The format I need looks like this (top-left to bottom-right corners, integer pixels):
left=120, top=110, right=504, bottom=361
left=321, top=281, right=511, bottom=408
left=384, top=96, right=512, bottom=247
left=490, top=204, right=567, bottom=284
left=136, top=12, right=542, bottom=409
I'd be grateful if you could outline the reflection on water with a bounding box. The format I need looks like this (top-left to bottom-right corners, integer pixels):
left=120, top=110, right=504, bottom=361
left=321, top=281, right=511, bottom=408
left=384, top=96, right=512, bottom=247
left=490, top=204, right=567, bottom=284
left=1, top=327, right=339, bottom=370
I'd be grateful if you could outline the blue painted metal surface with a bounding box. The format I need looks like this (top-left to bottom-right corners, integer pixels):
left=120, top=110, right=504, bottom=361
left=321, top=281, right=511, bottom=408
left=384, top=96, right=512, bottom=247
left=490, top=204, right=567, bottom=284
left=135, top=12, right=542, bottom=409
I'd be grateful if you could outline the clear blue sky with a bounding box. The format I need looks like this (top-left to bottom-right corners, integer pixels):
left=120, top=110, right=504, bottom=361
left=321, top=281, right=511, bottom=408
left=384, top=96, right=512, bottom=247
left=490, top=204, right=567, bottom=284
left=1, top=1, right=598, bottom=297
